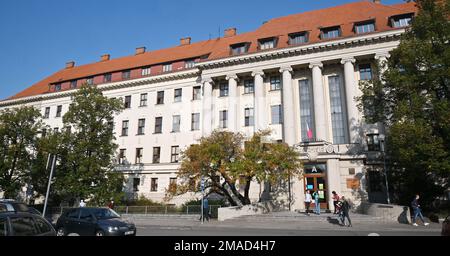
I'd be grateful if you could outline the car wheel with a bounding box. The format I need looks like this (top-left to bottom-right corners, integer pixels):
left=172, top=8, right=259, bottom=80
left=56, top=228, right=66, bottom=236
left=95, top=230, right=105, bottom=236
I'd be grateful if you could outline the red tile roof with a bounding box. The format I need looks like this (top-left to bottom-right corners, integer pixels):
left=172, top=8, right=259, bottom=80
left=7, top=1, right=417, bottom=101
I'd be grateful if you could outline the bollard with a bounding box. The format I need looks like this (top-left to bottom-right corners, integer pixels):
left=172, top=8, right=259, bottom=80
left=126, top=206, right=129, bottom=214
left=145, top=206, right=148, bottom=215
left=187, top=206, right=189, bottom=214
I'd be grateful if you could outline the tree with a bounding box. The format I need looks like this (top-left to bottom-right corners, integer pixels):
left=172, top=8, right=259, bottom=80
left=53, top=85, right=125, bottom=206
left=167, top=130, right=303, bottom=206
left=358, top=0, right=450, bottom=208
left=0, top=106, right=43, bottom=198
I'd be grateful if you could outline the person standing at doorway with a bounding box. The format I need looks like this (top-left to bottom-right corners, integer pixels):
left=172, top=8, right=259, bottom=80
left=332, top=191, right=340, bottom=214
left=411, top=194, right=429, bottom=226
left=313, top=190, right=320, bottom=215
left=304, top=190, right=312, bottom=216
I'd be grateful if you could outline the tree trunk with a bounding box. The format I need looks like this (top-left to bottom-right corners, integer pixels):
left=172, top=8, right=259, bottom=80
left=243, top=176, right=252, bottom=205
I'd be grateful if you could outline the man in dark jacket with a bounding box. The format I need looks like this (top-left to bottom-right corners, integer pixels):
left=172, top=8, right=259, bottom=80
left=411, top=194, right=429, bottom=226
left=339, top=196, right=352, bottom=227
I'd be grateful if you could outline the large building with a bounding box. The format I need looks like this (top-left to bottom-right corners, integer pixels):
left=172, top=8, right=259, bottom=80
left=0, top=1, right=417, bottom=210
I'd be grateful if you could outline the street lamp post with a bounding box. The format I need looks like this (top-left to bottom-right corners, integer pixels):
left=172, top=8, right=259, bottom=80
left=379, top=135, right=390, bottom=204
left=42, top=154, right=56, bottom=218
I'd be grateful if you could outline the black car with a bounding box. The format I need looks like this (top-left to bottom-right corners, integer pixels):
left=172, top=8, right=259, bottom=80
left=442, top=216, right=450, bottom=236
left=0, top=199, right=31, bottom=213
left=55, top=207, right=136, bottom=236
left=0, top=212, right=56, bottom=236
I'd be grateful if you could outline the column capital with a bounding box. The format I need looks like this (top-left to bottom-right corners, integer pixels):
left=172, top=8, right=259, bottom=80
left=340, top=57, right=356, bottom=65
left=225, top=73, right=239, bottom=81
left=201, top=77, right=214, bottom=84
left=374, top=52, right=391, bottom=60
left=251, top=70, right=265, bottom=77
left=279, top=66, right=293, bottom=74
left=308, top=62, right=323, bottom=69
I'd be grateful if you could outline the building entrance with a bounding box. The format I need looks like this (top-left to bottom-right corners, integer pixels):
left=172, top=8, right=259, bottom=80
left=303, top=163, right=328, bottom=210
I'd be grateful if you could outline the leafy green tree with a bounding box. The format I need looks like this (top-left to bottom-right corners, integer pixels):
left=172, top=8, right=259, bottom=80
left=0, top=106, right=43, bottom=198
left=167, top=130, right=302, bottom=206
left=358, top=0, right=450, bottom=208
left=53, top=85, right=125, bottom=206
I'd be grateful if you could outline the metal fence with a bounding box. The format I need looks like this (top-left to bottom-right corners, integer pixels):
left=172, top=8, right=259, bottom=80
left=49, top=205, right=221, bottom=218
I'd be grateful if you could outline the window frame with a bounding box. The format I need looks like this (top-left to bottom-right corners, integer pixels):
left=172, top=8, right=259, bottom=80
left=270, top=76, right=281, bottom=91
left=258, top=37, right=277, bottom=50
left=154, top=117, right=163, bottom=134
left=156, top=91, right=165, bottom=105
left=244, top=107, right=254, bottom=127
left=172, top=115, right=181, bottom=133
left=171, top=146, right=180, bottom=163
left=174, top=89, right=182, bottom=102
left=137, top=118, right=146, bottom=135
left=192, top=86, right=201, bottom=100
left=124, top=96, right=132, bottom=109
left=163, top=63, right=173, bottom=73
left=230, top=42, right=249, bottom=55
left=271, top=105, right=283, bottom=124
left=152, top=147, right=161, bottom=163
left=320, top=26, right=341, bottom=39
left=243, top=79, right=254, bottom=94
left=56, top=105, right=62, bottom=118
left=191, top=113, right=200, bottom=131
left=121, top=120, right=129, bottom=136
left=139, top=93, right=148, bottom=107
left=219, top=83, right=229, bottom=97
left=141, top=67, right=151, bottom=76
left=135, top=148, right=143, bottom=164
left=104, top=73, right=112, bottom=83
left=151, top=178, right=158, bottom=192
left=122, top=70, right=131, bottom=80
left=354, top=20, right=376, bottom=34
left=219, top=110, right=228, bottom=128
left=288, top=31, right=309, bottom=45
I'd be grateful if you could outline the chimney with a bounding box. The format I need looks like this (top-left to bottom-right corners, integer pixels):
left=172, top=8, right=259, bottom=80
left=135, top=47, right=146, bottom=55
left=65, top=61, right=75, bottom=69
left=100, top=54, right=110, bottom=62
left=180, top=37, right=191, bottom=46
left=224, top=28, right=237, bottom=38
left=373, top=0, right=381, bottom=4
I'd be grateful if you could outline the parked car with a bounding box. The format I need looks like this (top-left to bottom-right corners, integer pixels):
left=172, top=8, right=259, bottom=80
left=55, top=207, right=136, bottom=236
left=0, top=199, right=31, bottom=213
left=0, top=212, right=56, bottom=236
left=442, top=215, right=450, bottom=236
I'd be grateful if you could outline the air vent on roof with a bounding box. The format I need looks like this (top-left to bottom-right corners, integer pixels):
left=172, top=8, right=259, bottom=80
left=224, top=28, right=237, bottom=37
left=135, top=47, right=146, bottom=55
left=66, top=61, right=75, bottom=69
left=180, top=37, right=191, bottom=46
left=101, top=54, right=110, bottom=62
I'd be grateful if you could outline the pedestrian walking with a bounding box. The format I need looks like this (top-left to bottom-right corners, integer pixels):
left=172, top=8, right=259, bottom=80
left=340, top=196, right=352, bottom=227
left=312, top=190, right=320, bottom=215
left=332, top=191, right=340, bottom=214
left=203, top=197, right=210, bottom=221
left=411, top=194, right=429, bottom=226
left=304, top=190, right=312, bottom=216
left=79, top=199, right=86, bottom=207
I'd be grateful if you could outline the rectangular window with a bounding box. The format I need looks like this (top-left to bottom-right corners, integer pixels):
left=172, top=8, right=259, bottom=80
left=163, top=64, right=172, bottom=72
left=121, top=120, right=129, bottom=136
left=169, top=178, right=177, bottom=189
left=230, top=43, right=248, bottom=55
left=299, top=79, right=314, bottom=142
left=140, top=93, right=148, bottom=107
left=156, top=91, right=164, bottom=104
left=154, top=117, right=163, bottom=133
left=132, top=178, right=140, bottom=192
left=104, top=73, right=112, bottom=83
left=152, top=147, right=161, bottom=163
left=122, top=70, right=131, bottom=80
left=86, top=77, right=94, bottom=85
left=359, top=64, right=373, bottom=81
left=259, top=38, right=277, bottom=50
left=151, top=178, right=158, bottom=192
left=124, top=96, right=132, bottom=108
left=270, top=76, right=281, bottom=91
left=185, top=60, right=195, bottom=69
left=321, top=26, right=341, bottom=39
left=174, top=89, right=182, bottom=102
left=355, top=22, right=375, bottom=34
left=219, top=83, right=229, bottom=97
left=137, top=119, right=145, bottom=135
left=141, top=67, right=151, bottom=76
left=56, top=105, right=62, bottom=117
left=392, top=16, right=412, bottom=28
left=70, top=80, right=77, bottom=89
left=244, top=80, right=254, bottom=94
left=192, top=86, right=201, bottom=100
left=55, top=84, right=61, bottom=92
left=44, top=107, right=50, bottom=119
left=271, top=105, right=283, bottom=124
left=53, top=127, right=59, bottom=133
left=219, top=110, right=228, bottom=128
left=244, top=108, right=254, bottom=127
left=135, top=148, right=143, bottom=164
left=171, top=146, right=180, bottom=163
left=172, top=115, right=181, bottom=132
left=289, top=32, right=308, bottom=45
left=328, top=76, right=347, bottom=144
left=366, top=134, right=381, bottom=151
left=119, top=149, right=126, bottom=164
left=191, top=113, right=200, bottom=131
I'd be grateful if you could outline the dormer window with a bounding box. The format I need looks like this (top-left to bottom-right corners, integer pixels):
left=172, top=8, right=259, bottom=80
left=185, top=59, right=195, bottom=69
left=70, top=80, right=77, bottom=89
left=230, top=43, right=249, bottom=55
left=122, top=70, right=131, bottom=80
left=258, top=37, right=277, bottom=50
left=391, top=14, right=413, bottom=28
left=104, top=73, right=112, bottom=83
left=142, top=67, right=151, bottom=76
left=355, top=20, right=375, bottom=34
left=321, top=26, right=341, bottom=39
left=289, top=32, right=309, bottom=45
left=86, top=77, right=94, bottom=85
left=163, top=63, right=172, bottom=72
left=55, top=83, right=61, bottom=92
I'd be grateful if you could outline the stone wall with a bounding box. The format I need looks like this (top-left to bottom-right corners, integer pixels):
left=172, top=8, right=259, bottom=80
left=360, top=202, right=411, bottom=224
left=218, top=201, right=275, bottom=221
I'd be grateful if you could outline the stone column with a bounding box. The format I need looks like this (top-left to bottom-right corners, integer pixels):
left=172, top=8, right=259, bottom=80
left=202, top=77, right=213, bottom=136
left=226, top=73, right=239, bottom=132
left=341, top=57, right=359, bottom=144
left=252, top=70, right=266, bottom=131
left=280, top=66, right=295, bottom=145
left=309, top=62, right=327, bottom=142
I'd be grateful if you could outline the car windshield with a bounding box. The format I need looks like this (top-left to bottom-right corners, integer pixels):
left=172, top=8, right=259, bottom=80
left=91, top=208, right=120, bottom=219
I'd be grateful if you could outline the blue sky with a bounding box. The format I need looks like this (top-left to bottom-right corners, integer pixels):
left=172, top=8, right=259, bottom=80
left=0, top=0, right=404, bottom=100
